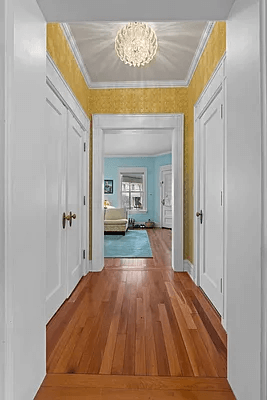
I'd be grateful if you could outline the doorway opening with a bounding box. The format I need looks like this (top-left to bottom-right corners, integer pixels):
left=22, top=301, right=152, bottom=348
left=92, top=114, right=184, bottom=272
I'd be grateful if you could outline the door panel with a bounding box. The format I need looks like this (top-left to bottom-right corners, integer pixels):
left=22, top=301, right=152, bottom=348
left=199, top=90, right=224, bottom=315
left=45, top=86, right=67, bottom=323
left=162, top=167, right=172, bottom=228
left=66, top=114, right=84, bottom=295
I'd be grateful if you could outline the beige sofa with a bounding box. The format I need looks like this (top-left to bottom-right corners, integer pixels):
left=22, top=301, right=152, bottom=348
left=104, top=208, right=128, bottom=235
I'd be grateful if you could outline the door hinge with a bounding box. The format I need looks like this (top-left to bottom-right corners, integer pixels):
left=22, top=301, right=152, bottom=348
left=220, top=104, right=223, bottom=119
left=221, top=191, right=223, bottom=206
left=83, top=250, right=86, bottom=259
left=84, top=196, right=86, bottom=206
left=84, top=142, right=86, bottom=152
left=220, top=278, right=223, bottom=293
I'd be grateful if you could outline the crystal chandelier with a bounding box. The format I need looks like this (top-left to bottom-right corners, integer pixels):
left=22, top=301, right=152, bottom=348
left=115, top=22, right=158, bottom=67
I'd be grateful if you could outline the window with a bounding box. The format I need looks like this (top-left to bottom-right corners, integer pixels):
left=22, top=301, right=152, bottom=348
left=118, top=168, right=147, bottom=212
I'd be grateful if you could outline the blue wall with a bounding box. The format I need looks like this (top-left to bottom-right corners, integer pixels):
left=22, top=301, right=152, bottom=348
left=104, top=153, right=172, bottom=223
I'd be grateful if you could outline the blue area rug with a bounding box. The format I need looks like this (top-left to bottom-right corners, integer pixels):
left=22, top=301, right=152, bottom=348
left=104, top=230, right=153, bottom=258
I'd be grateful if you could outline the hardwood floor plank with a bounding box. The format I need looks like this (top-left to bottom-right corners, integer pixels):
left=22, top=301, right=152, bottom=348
left=111, top=334, right=127, bottom=375
left=158, top=304, right=182, bottom=376
left=99, top=283, right=126, bottom=374
left=41, top=374, right=233, bottom=391
left=123, top=272, right=137, bottom=375
left=35, top=386, right=236, bottom=400
left=87, top=290, right=118, bottom=374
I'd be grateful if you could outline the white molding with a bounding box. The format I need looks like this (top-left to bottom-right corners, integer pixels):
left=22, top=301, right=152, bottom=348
left=59, top=22, right=215, bottom=90
left=46, top=52, right=89, bottom=132
left=185, top=21, right=215, bottom=86
left=260, top=0, right=267, bottom=397
left=87, top=260, right=92, bottom=273
left=60, top=23, right=92, bottom=89
left=104, top=151, right=172, bottom=158
left=194, top=53, right=226, bottom=120
left=90, top=80, right=188, bottom=89
left=160, top=164, right=172, bottom=172
left=160, top=164, right=172, bottom=228
left=93, top=114, right=184, bottom=272
left=194, top=56, right=226, bottom=322
left=183, top=260, right=196, bottom=282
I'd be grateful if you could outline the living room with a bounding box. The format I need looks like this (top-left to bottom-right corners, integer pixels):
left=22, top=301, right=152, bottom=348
left=103, top=129, right=172, bottom=259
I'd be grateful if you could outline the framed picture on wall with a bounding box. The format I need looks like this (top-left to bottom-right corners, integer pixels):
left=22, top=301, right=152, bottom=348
left=104, top=179, right=113, bottom=194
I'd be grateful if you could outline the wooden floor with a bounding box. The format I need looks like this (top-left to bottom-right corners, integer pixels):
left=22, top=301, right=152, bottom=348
left=36, top=229, right=235, bottom=399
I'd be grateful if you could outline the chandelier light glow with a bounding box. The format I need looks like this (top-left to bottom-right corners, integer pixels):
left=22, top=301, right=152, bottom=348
left=115, top=22, right=158, bottom=67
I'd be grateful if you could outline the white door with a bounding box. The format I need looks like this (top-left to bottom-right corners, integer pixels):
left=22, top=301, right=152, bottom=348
left=198, top=89, right=224, bottom=315
left=45, top=86, right=68, bottom=322
left=161, top=166, right=172, bottom=228
left=66, top=113, right=84, bottom=295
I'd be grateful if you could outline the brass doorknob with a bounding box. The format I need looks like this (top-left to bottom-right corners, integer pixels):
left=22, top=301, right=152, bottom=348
left=196, top=210, right=203, bottom=224
left=69, top=211, right=76, bottom=227
left=62, top=212, right=70, bottom=229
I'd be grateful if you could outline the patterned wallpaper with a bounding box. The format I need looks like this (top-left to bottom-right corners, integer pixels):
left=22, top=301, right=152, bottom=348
left=47, top=24, right=89, bottom=114
left=47, top=21, right=226, bottom=262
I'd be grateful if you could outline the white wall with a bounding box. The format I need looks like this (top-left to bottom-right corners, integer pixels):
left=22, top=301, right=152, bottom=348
left=0, top=2, right=6, bottom=399
left=3, top=0, right=47, bottom=399
left=227, top=0, right=262, bottom=398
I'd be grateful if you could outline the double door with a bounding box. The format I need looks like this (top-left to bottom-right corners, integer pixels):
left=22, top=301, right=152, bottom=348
left=45, top=86, right=85, bottom=322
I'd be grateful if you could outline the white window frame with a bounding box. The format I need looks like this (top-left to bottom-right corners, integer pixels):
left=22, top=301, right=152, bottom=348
left=117, top=167, right=147, bottom=213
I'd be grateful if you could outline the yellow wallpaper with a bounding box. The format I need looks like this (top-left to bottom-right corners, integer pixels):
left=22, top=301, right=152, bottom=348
left=47, top=22, right=226, bottom=263
left=47, top=24, right=89, bottom=115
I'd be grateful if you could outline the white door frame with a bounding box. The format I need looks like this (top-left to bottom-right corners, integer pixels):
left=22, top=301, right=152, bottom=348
left=46, top=53, right=90, bottom=276
left=194, top=54, right=227, bottom=327
left=260, top=0, right=267, bottom=397
left=92, top=114, right=184, bottom=272
left=160, top=164, right=172, bottom=228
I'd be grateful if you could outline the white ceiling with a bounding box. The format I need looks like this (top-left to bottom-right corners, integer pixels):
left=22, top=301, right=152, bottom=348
left=67, top=21, right=208, bottom=86
left=104, top=131, right=172, bottom=156
left=38, top=0, right=235, bottom=22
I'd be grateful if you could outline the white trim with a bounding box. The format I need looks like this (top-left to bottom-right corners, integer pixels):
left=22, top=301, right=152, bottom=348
left=260, top=0, right=267, bottom=397
left=194, top=53, right=226, bottom=120
left=93, top=114, right=184, bottom=272
left=60, top=23, right=92, bottom=89
left=89, top=80, right=187, bottom=89
left=194, top=55, right=226, bottom=324
left=87, top=260, right=92, bottom=274
left=117, top=166, right=147, bottom=212
left=59, top=22, right=215, bottom=90
left=104, top=151, right=172, bottom=158
left=185, top=22, right=215, bottom=85
left=160, top=164, right=172, bottom=228
left=46, top=52, right=89, bottom=132
left=183, top=260, right=196, bottom=282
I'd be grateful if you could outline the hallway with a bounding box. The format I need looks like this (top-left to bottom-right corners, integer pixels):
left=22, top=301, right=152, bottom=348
left=35, top=229, right=234, bottom=399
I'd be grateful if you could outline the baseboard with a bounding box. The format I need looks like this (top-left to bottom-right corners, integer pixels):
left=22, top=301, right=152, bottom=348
left=86, top=260, right=92, bottom=273
left=183, top=259, right=196, bottom=282
left=91, top=258, right=104, bottom=272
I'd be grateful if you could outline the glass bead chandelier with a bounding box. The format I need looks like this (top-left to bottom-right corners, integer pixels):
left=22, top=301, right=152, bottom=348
left=115, top=22, right=158, bottom=67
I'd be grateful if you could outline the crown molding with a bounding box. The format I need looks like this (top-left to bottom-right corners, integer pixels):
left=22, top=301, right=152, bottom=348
left=185, top=21, right=215, bottom=85
left=104, top=151, right=172, bottom=158
left=60, top=21, right=215, bottom=90
left=60, top=23, right=92, bottom=88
